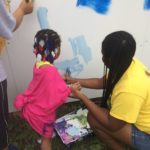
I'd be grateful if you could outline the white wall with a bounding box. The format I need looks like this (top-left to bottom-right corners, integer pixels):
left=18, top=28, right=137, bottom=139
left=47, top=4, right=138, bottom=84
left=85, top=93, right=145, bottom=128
left=2, top=0, right=150, bottom=112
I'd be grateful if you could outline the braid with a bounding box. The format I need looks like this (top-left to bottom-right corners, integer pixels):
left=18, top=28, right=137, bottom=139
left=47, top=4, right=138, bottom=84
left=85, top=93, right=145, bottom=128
left=101, top=31, right=136, bottom=108
left=34, top=29, right=61, bottom=63
left=45, top=29, right=61, bottom=49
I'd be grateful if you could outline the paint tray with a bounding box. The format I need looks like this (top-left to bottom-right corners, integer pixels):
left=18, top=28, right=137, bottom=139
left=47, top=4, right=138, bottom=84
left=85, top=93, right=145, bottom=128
left=54, top=108, right=92, bottom=145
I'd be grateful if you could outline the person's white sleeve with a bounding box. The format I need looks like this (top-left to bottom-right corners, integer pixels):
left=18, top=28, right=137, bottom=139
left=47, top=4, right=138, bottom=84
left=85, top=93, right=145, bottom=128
left=0, top=0, right=16, bottom=39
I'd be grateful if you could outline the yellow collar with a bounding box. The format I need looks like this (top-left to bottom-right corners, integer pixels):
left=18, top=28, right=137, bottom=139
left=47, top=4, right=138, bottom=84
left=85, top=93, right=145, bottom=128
left=36, top=61, right=52, bottom=69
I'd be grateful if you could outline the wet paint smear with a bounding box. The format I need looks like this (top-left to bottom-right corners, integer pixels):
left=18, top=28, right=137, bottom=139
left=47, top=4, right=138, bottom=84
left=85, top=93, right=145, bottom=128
left=76, top=0, right=111, bottom=14
left=144, top=0, right=150, bottom=10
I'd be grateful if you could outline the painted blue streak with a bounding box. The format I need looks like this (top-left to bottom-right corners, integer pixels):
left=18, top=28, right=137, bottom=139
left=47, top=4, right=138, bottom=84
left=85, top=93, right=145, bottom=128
left=69, top=35, right=92, bottom=64
left=37, top=7, right=50, bottom=29
left=54, top=57, right=83, bottom=76
left=144, top=0, right=150, bottom=10
left=77, top=0, right=111, bottom=14
left=68, top=38, right=78, bottom=56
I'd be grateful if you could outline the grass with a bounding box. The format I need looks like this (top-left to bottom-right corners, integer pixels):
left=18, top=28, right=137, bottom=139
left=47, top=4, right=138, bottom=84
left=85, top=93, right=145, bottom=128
left=8, top=100, right=133, bottom=150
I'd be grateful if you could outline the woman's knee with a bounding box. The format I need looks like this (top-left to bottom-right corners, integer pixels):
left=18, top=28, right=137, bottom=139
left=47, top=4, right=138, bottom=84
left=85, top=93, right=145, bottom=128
left=87, top=112, right=102, bottom=132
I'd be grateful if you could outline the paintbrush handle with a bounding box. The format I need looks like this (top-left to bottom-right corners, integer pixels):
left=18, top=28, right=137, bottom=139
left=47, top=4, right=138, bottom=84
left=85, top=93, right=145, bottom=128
left=66, top=67, right=71, bottom=77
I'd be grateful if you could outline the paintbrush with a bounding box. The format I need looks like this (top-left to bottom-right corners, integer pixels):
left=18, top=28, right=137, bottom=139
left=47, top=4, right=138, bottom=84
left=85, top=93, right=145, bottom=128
left=66, top=67, right=71, bottom=77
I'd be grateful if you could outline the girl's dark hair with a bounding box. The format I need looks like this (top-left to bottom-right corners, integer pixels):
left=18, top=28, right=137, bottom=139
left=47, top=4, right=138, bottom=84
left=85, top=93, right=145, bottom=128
left=33, top=29, right=61, bottom=63
left=101, top=31, right=136, bottom=108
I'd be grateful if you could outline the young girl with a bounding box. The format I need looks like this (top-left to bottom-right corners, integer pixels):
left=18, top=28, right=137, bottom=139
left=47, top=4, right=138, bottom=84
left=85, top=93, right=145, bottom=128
left=14, top=29, right=80, bottom=150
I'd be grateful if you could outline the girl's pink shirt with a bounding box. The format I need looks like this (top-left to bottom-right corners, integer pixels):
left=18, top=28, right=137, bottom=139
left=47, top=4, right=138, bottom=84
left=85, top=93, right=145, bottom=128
left=14, top=65, right=71, bottom=137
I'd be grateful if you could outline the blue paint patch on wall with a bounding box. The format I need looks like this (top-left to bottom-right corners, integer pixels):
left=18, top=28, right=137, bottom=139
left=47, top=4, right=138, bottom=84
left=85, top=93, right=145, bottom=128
left=76, top=0, right=111, bottom=14
left=54, top=57, right=84, bottom=76
left=144, top=0, right=150, bottom=10
left=69, top=35, right=92, bottom=64
left=37, top=7, right=50, bottom=29
left=55, top=35, right=92, bottom=76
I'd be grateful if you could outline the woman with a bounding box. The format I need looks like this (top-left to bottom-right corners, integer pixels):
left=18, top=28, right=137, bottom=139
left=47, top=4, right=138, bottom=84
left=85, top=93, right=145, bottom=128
left=66, top=31, right=150, bottom=150
left=0, top=0, right=34, bottom=149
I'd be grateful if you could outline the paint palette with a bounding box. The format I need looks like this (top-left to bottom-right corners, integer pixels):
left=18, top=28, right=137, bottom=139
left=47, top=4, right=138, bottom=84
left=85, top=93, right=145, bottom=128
left=54, top=108, right=92, bottom=145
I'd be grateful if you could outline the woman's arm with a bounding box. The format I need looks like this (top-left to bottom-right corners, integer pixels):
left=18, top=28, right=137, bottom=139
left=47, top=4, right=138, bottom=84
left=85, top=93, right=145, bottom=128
left=71, top=89, right=126, bottom=131
left=66, top=76, right=105, bottom=89
left=13, top=0, right=34, bottom=31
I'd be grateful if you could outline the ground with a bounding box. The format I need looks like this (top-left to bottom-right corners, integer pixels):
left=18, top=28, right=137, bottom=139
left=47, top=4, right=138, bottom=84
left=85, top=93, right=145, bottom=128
left=8, top=100, right=133, bottom=150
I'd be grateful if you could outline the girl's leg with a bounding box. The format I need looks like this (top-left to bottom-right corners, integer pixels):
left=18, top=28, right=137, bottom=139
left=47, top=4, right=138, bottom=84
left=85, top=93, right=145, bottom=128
left=87, top=112, right=133, bottom=150
left=41, top=137, right=52, bottom=150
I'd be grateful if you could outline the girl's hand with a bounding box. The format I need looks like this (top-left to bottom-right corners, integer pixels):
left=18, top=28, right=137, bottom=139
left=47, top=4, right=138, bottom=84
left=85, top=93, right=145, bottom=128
left=70, top=82, right=83, bottom=99
left=70, top=82, right=81, bottom=92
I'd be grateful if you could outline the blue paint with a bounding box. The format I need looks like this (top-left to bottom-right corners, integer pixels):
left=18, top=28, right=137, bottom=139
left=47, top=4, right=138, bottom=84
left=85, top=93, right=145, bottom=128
left=54, top=57, right=84, bottom=76
left=69, top=38, right=78, bottom=56
left=69, top=35, right=92, bottom=64
left=37, top=7, right=50, bottom=29
left=144, top=0, right=150, bottom=10
left=66, top=126, right=80, bottom=136
left=77, top=0, right=111, bottom=14
left=55, top=36, right=92, bottom=76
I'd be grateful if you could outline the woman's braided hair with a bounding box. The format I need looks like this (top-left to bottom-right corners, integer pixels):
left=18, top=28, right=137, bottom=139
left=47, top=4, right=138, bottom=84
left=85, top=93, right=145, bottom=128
left=101, top=31, right=136, bottom=108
